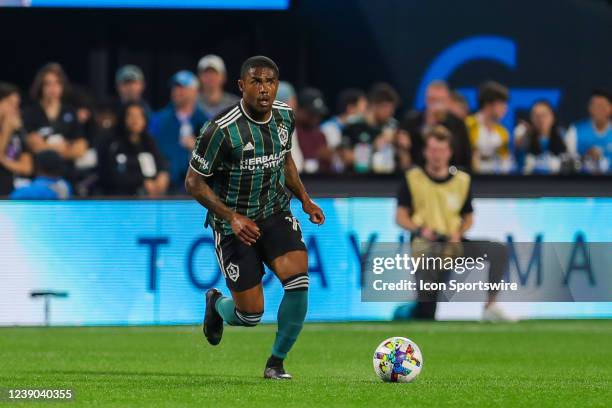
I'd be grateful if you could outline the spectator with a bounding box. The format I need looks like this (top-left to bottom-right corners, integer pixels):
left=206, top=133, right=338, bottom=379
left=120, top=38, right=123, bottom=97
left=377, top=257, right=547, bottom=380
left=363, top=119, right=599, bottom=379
left=98, top=102, right=169, bottom=196
left=514, top=100, right=567, bottom=174
left=10, top=149, right=71, bottom=200
left=401, top=81, right=472, bottom=172
left=341, top=83, right=400, bottom=173
left=23, top=63, right=89, bottom=181
left=115, top=65, right=152, bottom=118
left=449, top=90, right=470, bottom=120
left=321, top=88, right=367, bottom=149
left=68, top=86, right=99, bottom=188
left=277, top=81, right=304, bottom=173
left=196, top=54, right=240, bottom=118
left=149, top=70, right=207, bottom=190
left=295, top=88, right=332, bottom=173
left=465, top=81, right=512, bottom=173
left=0, top=82, right=32, bottom=196
left=565, top=89, right=612, bottom=174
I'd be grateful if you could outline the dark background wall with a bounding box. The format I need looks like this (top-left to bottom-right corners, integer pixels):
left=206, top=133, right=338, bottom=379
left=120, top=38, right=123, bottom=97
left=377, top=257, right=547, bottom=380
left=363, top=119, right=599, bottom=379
left=1, top=0, right=611, bottom=124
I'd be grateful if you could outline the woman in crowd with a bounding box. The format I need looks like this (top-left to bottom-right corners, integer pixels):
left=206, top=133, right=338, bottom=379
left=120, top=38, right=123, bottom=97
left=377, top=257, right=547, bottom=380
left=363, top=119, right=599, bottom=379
left=23, top=63, right=88, bottom=178
left=0, top=82, right=33, bottom=195
left=97, top=102, right=169, bottom=196
left=514, top=100, right=567, bottom=174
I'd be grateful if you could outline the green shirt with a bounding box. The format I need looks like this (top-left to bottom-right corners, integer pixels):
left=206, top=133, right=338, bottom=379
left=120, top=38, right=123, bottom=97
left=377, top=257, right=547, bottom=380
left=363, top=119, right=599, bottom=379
left=190, top=99, right=295, bottom=235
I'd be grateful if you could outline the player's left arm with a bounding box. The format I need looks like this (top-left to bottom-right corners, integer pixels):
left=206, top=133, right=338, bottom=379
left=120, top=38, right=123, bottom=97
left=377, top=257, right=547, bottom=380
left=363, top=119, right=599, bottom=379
left=284, top=153, right=325, bottom=225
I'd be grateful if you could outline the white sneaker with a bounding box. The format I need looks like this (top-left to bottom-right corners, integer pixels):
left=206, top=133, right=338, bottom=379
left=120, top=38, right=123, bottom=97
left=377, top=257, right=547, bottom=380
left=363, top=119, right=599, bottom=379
left=482, top=303, right=518, bottom=322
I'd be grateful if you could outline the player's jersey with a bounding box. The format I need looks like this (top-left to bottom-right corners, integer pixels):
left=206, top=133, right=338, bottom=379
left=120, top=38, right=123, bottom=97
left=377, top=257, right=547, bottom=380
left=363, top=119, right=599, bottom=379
left=190, top=99, right=295, bottom=235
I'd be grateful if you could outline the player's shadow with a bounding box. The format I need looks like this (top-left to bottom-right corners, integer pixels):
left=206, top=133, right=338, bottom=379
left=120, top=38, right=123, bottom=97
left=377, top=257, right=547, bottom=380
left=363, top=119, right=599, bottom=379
left=22, top=369, right=263, bottom=386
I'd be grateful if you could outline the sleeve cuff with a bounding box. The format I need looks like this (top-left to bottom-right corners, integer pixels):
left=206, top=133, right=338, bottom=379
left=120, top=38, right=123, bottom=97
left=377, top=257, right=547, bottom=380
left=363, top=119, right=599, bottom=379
left=189, top=162, right=213, bottom=177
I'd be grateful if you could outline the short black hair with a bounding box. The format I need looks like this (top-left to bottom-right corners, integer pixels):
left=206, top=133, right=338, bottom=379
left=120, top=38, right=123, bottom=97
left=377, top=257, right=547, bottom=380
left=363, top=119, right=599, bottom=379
left=368, top=82, right=400, bottom=105
left=0, top=82, right=19, bottom=101
left=35, top=149, right=65, bottom=178
left=478, top=81, right=509, bottom=109
left=240, top=56, right=279, bottom=79
left=591, top=88, right=611, bottom=103
left=336, top=88, right=365, bottom=114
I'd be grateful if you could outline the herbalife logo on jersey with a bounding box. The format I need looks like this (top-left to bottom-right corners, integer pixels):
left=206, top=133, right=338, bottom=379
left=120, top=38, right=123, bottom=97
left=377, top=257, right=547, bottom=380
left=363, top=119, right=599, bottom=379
left=240, top=150, right=288, bottom=170
left=278, top=123, right=289, bottom=146
left=192, top=151, right=209, bottom=170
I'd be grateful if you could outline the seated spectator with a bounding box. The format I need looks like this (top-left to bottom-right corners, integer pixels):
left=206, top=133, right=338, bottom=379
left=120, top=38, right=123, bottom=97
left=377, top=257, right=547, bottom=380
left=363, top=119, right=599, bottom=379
left=276, top=81, right=304, bottom=173
left=321, top=88, right=367, bottom=150
left=449, top=90, right=470, bottom=120
left=0, top=82, right=33, bottom=196
left=401, top=81, right=472, bottom=172
left=10, top=150, right=71, bottom=200
left=197, top=54, right=240, bottom=118
left=98, top=102, right=169, bottom=196
left=565, top=89, right=612, bottom=174
left=68, top=86, right=99, bottom=191
left=149, top=70, right=207, bottom=190
left=341, top=83, right=399, bottom=173
left=465, top=81, right=512, bottom=173
left=295, top=88, right=332, bottom=173
left=115, top=65, right=152, bottom=119
left=514, top=100, right=567, bottom=174
left=22, top=63, right=89, bottom=184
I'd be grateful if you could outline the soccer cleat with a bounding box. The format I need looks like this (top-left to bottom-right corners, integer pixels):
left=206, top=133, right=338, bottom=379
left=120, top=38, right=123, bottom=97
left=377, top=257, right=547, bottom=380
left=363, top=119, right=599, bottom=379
left=202, top=288, right=224, bottom=345
left=263, top=356, right=292, bottom=380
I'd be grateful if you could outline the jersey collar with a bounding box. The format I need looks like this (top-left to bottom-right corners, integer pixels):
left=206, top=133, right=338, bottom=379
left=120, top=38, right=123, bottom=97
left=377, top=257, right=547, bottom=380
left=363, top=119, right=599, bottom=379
left=240, top=99, right=272, bottom=125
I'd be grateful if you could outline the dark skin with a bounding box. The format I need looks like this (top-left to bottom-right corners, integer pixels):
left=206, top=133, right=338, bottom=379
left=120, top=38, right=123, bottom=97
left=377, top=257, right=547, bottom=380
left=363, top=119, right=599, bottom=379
left=185, top=65, right=325, bottom=313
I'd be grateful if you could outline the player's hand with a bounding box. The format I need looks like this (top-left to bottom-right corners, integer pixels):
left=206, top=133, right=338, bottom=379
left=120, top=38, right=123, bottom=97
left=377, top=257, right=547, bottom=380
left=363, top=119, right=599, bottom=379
left=303, top=199, right=325, bottom=225
left=449, top=232, right=462, bottom=243
left=419, top=227, right=437, bottom=241
left=230, top=213, right=260, bottom=246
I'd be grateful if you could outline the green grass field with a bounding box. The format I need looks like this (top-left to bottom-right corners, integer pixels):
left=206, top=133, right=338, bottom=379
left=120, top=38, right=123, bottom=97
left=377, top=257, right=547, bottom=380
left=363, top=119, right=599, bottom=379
left=1, top=321, right=611, bottom=407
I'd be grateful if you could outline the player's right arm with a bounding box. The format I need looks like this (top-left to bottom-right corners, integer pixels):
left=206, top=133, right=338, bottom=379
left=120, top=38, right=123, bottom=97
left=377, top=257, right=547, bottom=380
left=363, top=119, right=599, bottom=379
left=185, top=122, right=260, bottom=245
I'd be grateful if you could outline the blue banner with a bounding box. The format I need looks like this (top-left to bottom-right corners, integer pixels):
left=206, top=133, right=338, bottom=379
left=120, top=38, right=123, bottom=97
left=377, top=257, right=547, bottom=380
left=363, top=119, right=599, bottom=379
left=1, top=198, right=612, bottom=325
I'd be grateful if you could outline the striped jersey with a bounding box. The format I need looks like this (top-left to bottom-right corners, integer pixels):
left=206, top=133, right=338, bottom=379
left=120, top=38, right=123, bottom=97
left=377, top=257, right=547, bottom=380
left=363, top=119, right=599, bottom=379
left=189, top=99, right=295, bottom=235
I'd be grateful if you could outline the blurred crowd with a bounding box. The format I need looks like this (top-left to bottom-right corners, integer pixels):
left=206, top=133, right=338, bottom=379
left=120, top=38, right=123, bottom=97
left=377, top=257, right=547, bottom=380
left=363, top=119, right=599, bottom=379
left=0, top=56, right=610, bottom=199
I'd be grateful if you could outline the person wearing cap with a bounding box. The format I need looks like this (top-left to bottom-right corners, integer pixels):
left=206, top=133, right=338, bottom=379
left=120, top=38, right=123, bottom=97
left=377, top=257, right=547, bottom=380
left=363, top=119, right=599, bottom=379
left=196, top=54, right=240, bottom=118
left=295, top=88, right=333, bottom=173
left=115, top=64, right=152, bottom=119
left=149, top=70, right=207, bottom=191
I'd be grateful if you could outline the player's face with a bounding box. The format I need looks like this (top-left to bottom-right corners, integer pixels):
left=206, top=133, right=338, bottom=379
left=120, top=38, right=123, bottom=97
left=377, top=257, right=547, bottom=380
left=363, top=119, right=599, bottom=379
left=42, top=72, right=63, bottom=101
left=424, top=137, right=452, bottom=169
left=239, top=67, right=278, bottom=114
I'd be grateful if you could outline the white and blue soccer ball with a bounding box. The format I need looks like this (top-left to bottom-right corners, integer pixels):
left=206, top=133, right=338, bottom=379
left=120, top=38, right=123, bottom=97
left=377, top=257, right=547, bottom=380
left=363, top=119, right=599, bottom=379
left=373, top=336, right=423, bottom=383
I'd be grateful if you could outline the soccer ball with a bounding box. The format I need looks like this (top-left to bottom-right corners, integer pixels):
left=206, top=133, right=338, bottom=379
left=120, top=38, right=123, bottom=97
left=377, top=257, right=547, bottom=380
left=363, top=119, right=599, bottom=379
left=373, top=336, right=423, bottom=383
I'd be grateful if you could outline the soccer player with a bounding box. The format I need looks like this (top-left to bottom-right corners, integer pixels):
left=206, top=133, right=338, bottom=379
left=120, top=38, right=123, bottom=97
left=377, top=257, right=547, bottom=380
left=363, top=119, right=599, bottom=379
left=185, top=56, right=325, bottom=379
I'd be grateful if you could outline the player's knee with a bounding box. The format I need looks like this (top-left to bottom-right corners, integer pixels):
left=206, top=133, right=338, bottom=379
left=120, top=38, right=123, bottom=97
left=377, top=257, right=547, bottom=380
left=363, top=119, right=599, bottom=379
left=281, top=273, right=309, bottom=292
left=234, top=309, right=263, bottom=327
